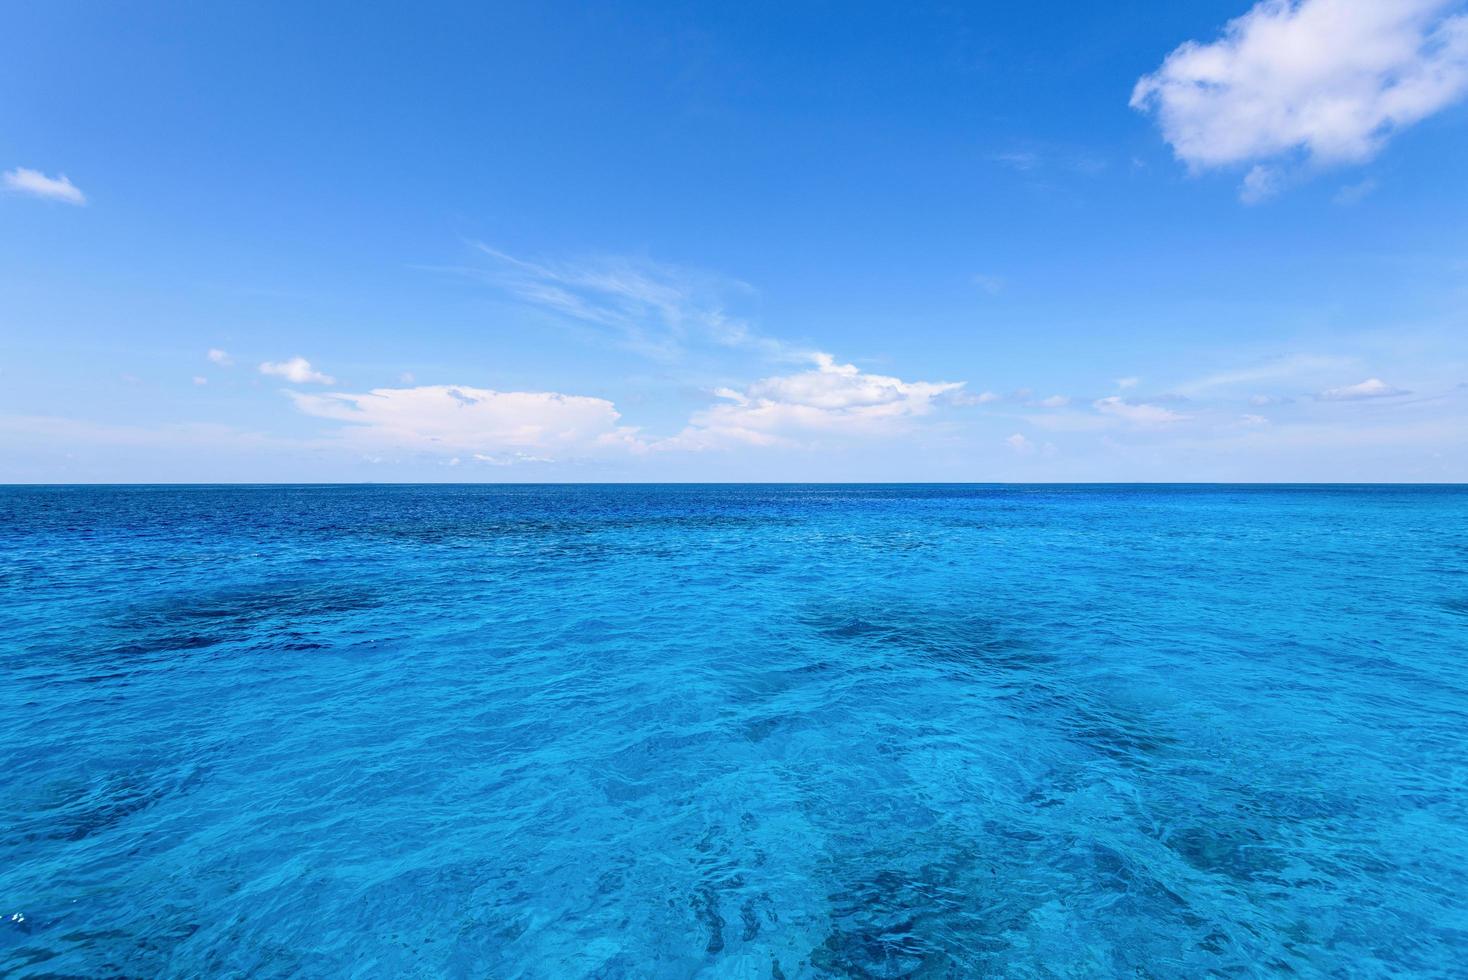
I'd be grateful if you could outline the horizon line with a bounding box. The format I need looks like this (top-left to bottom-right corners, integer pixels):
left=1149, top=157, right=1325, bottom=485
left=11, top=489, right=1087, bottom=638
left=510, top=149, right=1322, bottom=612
left=4, top=481, right=1467, bottom=489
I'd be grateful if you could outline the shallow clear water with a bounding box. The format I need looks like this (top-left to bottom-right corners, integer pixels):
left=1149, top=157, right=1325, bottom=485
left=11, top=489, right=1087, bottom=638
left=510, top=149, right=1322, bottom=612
left=2, top=485, right=1466, bottom=977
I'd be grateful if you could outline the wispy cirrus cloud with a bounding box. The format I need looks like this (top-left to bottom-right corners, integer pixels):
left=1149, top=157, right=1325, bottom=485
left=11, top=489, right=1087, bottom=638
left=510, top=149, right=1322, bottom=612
left=989, top=150, right=1040, bottom=172
left=463, top=244, right=800, bottom=362
left=3, top=167, right=86, bottom=205
left=1174, top=354, right=1356, bottom=396
left=1132, top=0, right=1468, bottom=200
left=988, top=147, right=1109, bottom=177
left=950, top=388, right=1066, bottom=408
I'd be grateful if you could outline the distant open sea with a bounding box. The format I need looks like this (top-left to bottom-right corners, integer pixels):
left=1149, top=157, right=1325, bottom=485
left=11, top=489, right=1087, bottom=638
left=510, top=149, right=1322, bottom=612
left=3, top=485, right=1467, bottom=977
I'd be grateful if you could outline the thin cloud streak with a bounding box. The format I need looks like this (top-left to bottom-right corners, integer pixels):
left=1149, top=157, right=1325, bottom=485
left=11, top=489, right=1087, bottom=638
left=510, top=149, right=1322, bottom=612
left=1174, top=354, right=1357, bottom=396
left=1316, top=377, right=1411, bottom=400
left=3, top=167, right=86, bottom=205
left=464, top=244, right=808, bottom=363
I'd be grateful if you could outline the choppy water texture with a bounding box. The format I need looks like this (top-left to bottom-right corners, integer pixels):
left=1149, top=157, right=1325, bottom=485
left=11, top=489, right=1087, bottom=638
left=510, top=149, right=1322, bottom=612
left=3, top=485, right=1468, bottom=977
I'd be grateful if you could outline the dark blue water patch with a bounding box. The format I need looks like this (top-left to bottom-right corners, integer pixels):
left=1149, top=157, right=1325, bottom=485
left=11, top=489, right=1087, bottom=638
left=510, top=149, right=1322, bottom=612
left=109, top=581, right=385, bottom=654
left=1440, top=595, right=1468, bottom=616
left=6, top=758, right=211, bottom=846
left=801, top=606, right=1050, bottom=675
left=2, top=484, right=1467, bottom=976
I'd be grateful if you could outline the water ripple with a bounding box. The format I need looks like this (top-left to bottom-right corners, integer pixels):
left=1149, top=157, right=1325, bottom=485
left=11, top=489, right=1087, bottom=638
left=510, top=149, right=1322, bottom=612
left=2, top=484, right=1466, bottom=976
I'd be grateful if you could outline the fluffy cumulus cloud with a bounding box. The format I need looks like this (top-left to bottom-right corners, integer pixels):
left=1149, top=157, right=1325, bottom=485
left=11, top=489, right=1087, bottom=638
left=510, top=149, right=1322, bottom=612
left=663, top=353, right=964, bottom=449
left=207, top=348, right=233, bottom=366
left=292, top=385, right=643, bottom=458
left=260, top=357, right=335, bottom=385
left=1005, top=433, right=1058, bottom=457
left=3, top=167, right=86, bottom=205
left=1132, top=0, right=1468, bottom=198
left=1316, top=377, right=1411, bottom=400
left=278, top=346, right=966, bottom=462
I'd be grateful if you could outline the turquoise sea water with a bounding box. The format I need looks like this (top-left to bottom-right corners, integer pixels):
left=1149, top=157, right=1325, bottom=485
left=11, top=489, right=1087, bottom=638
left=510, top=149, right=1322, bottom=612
left=2, top=484, right=1466, bottom=977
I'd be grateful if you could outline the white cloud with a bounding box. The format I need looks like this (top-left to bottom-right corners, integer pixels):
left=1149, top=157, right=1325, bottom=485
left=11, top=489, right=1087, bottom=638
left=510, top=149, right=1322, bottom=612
left=207, top=348, right=233, bottom=366
left=260, top=357, right=335, bottom=385
left=1316, top=377, right=1411, bottom=400
left=278, top=351, right=962, bottom=461
left=1240, top=163, right=1285, bottom=204
left=473, top=451, right=556, bottom=466
left=1116, top=376, right=1141, bottom=389
left=1006, top=433, right=1035, bottom=454
left=1037, top=394, right=1070, bottom=408
left=1094, top=396, right=1189, bottom=425
left=1005, top=432, right=1057, bottom=456
left=1132, top=0, right=1468, bottom=197
left=1240, top=413, right=1271, bottom=425
left=291, top=384, right=643, bottom=457
left=3, top=167, right=86, bottom=205
left=662, top=352, right=964, bottom=449
left=192, top=376, right=208, bottom=386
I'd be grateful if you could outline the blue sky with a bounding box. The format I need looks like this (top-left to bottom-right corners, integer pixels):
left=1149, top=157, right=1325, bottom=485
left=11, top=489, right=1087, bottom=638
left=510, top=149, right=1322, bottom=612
left=3, top=0, right=1466, bottom=482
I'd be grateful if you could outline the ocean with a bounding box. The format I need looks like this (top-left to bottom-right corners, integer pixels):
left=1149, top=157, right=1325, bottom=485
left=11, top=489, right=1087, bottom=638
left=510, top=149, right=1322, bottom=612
left=2, top=484, right=1465, bottom=976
